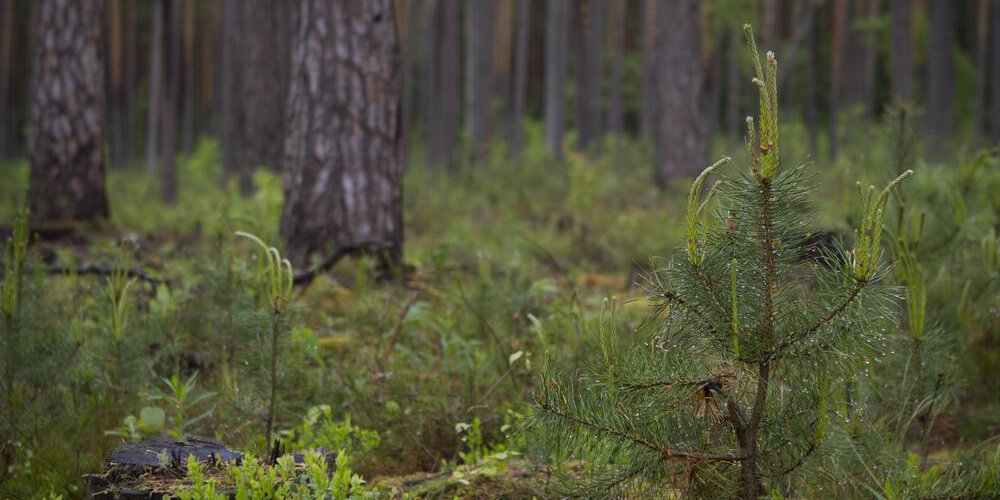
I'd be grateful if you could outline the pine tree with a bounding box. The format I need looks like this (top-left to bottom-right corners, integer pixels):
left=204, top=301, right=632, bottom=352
left=531, top=24, right=912, bottom=498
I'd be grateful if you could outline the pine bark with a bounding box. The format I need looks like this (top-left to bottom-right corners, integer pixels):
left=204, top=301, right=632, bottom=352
left=653, top=0, right=706, bottom=187
left=242, top=0, right=287, bottom=173
left=926, top=0, right=955, bottom=149
left=607, top=0, right=624, bottom=165
left=28, top=0, right=110, bottom=223
left=281, top=0, right=403, bottom=267
left=727, top=30, right=742, bottom=144
left=146, top=0, right=163, bottom=176
left=829, top=0, right=846, bottom=160
left=640, top=0, right=658, bottom=142
left=991, top=0, right=1000, bottom=143
left=466, top=0, right=494, bottom=159
left=221, top=0, right=248, bottom=192
left=574, top=0, right=604, bottom=152
left=107, top=0, right=126, bottom=169
left=974, top=0, right=989, bottom=144
left=890, top=0, right=913, bottom=101
left=510, top=0, right=531, bottom=158
left=161, top=0, right=180, bottom=204
left=544, top=0, right=569, bottom=158
left=426, top=0, right=460, bottom=171
left=181, top=0, right=195, bottom=156
left=0, top=0, right=13, bottom=161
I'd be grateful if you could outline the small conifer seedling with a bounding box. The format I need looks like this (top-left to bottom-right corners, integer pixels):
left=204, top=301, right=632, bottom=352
left=532, top=24, right=912, bottom=498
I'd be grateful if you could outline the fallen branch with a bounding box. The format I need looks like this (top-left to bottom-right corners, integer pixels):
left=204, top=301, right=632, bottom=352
left=46, top=262, right=161, bottom=284
left=291, top=243, right=389, bottom=286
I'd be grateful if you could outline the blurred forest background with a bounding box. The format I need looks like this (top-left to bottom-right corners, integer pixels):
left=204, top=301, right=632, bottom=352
left=0, top=0, right=998, bottom=185
left=0, top=0, right=999, bottom=498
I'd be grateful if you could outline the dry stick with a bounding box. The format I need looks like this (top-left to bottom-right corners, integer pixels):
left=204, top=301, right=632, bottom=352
left=291, top=242, right=392, bottom=287
left=46, top=262, right=160, bottom=284
left=384, top=290, right=419, bottom=357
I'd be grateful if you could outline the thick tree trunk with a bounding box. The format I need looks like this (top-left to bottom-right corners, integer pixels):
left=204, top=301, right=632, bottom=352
left=242, top=0, right=286, bottom=173
left=575, top=0, right=604, bottom=152
left=281, top=0, right=403, bottom=267
left=28, top=0, right=109, bottom=223
left=466, top=0, right=494, bottom=160
left=890, top=0, right=913, bottom=101
left=654, top=0, right=706, bottom=187
left=161, top=0, right=181, bottom=204
left=146, top=0, right=163, bottom=176
left=544, top=0, right=569, bottom=158
left=926, top=0, right=955, bottom=150
left=510, top=0, right=531, bottom=158
left=221, top=0, right=248, bottom=192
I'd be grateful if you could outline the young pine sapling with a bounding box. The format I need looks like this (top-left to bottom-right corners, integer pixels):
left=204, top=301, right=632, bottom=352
left=533, top=24, right=912, bottom=498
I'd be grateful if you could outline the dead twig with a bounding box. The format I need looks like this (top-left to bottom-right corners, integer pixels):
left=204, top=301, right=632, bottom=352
left=384, top=290, right=419, bottom=357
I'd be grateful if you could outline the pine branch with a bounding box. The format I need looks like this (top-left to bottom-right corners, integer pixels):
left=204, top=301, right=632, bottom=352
left=767, top=279, right=865, bottom=361
left=536, top=398, right=744, bottom=463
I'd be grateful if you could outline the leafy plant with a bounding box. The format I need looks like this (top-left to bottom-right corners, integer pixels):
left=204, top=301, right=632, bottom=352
left=150, top=373, right=217, bottom=438
left=532, top=24, right=911, bottom=498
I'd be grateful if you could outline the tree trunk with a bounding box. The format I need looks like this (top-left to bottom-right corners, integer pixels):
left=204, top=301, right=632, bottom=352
left=575, top=0, right=604, bottom=152
left=147, top=0, right=164, bottom=176
left=0, top=0, right=13, bottom=161
left=727, top=30, right=742, bottom=144
left=434, top=0, right=460, bottom=171
left=991, top=0, right=1000, bottom=143
left=281, top=0, right=403, bottom=268
left=974, top=0, right=989, bottom=144
left=510, top=0, right=531, bottom=158
left=863, top=0, right=881, bottom=127
left=181, top=0, right=195, bottom=156
left=106, top=0, right=125, bottom=169
left=544, top=0, right=569, bottom=159
left=124, top=0, right=136, bottom=165
left=221, top=0, right=248, bottom=192
left=242, top=0, right=286, bottom=174
left=640, top=0, right=658, bottom=143
left=161, top=0, right=181, bottom=204
left=466, top=0, right=494, bottom=160
left=398, top=0, right=416, bottom=173
left=807, top=9, right=819, bottom=157
left=607, top=0, right=624, bottom=165
left=28, top=0, right=109, bottom=223
left=654, top=0, right=706, bottom=187
left=422, top=0, right=440, bottom=165
left=890, top=0, right=913, bottom=101
left=829, top=0, right=846, bottom=160
left=926, top=0, right=955, bottom=151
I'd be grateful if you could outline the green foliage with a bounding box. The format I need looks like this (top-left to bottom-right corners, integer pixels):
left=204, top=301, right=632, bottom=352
left=150, top=373, right=217, bottom=438
left=284, top=406, right=379, bottom=458
left=531, top=24, right=912, bottom=498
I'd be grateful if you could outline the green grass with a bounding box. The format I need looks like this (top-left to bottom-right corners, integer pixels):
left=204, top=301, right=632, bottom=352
left=0, top=116, right=997, bottom=497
